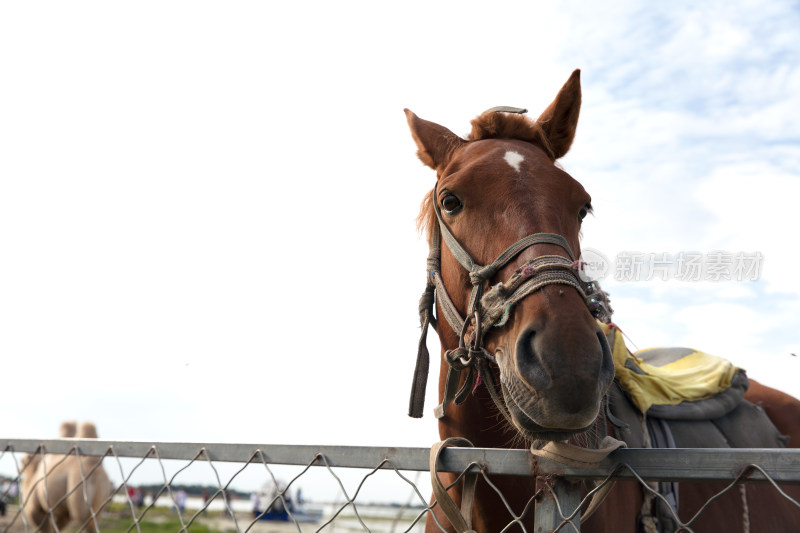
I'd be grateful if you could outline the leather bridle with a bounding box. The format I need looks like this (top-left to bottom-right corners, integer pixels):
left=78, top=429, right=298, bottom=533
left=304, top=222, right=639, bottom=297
left=408, top=183, right=613, bottom=420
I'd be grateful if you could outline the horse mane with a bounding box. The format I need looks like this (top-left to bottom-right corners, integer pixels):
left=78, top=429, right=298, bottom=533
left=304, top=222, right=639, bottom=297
left=416, top=192, right=436, bottom=246
left=417, top=112, right=556, bottom=243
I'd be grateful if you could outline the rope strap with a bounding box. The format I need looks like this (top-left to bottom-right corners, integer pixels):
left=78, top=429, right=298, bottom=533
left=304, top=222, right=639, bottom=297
left=430, top=438, right=479, bottom=533
left=530, top=436, right=627, bottom=521
left=530, top=436, right=625, bottom=467
left=481, top=256, right=585, bottom=328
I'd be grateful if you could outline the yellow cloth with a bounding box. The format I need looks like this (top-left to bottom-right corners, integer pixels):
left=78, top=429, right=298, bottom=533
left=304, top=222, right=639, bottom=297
left=600, top=323, right=739, bottom=414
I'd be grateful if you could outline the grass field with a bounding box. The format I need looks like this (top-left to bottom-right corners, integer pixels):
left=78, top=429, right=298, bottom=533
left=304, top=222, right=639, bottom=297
left=1, top=503, right=234, bottom=533
left=0, top=500, right=425, bottom=532
left=97, top=503, right=224, bottom=533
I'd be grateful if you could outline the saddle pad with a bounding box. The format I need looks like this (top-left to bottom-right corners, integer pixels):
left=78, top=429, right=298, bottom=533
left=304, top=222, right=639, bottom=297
left=605, top=380, right=788, bottom=533
left=600, top=323, right=745, bottom=419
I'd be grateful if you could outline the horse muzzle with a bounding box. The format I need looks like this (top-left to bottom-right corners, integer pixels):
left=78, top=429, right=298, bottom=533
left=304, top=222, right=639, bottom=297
left=496, top=313, right=614, bottom=439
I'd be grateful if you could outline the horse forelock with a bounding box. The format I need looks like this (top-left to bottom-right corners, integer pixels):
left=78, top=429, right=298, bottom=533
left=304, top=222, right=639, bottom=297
left=468, top=112, right=555, bottom=161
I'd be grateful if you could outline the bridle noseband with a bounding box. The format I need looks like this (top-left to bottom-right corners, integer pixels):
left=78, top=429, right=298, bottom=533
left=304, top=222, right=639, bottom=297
left=408, top=184, right=612, bottom=420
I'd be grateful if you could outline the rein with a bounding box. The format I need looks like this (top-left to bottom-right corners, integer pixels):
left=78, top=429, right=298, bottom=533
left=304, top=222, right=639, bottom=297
left=408, top=184, right=612, bottom=419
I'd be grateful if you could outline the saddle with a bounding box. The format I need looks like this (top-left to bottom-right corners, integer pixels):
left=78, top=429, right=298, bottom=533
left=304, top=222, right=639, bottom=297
left=600, top=323, right=788, bottom=532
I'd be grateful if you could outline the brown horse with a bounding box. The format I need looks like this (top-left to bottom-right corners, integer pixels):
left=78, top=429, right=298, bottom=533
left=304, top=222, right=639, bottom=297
left=406, top=70, right=800, bottom=532
left=20, top=421, right=113, bottom=533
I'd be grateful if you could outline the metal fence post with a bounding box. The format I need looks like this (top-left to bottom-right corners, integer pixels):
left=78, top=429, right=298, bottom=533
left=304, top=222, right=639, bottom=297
left=534, top=475, right=582, bottom=533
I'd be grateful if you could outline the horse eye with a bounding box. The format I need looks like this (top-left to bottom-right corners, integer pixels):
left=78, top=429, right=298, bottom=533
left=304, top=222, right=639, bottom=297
left=578, top=203, right=591, bottom=222
left=441, top=194, right=463, bottom=214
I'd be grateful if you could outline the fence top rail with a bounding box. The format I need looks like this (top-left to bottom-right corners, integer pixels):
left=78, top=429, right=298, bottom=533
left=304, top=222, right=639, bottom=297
left=3, top=439, right=800, bottom=483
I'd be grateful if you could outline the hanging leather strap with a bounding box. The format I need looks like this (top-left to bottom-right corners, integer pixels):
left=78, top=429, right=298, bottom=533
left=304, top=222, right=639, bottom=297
left=430, top=438, right=479, bottom=533
left=408, top=282, right=435, bottom=418
left=409, top=223, right=441, bottom=419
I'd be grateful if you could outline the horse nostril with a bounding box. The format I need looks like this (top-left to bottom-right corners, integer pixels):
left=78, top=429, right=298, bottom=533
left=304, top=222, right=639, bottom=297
left=514, top=327, right=551, bottom=392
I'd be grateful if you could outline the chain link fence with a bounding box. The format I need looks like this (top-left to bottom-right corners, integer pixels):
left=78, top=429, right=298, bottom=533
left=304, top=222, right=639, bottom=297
left=1, top=439, right=799, bottom=533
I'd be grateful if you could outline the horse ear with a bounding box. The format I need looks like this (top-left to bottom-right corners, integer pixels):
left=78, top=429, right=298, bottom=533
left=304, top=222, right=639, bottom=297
left=405, top=109, right=466, bottom=171
left=536, top=69, right=581, bottom=159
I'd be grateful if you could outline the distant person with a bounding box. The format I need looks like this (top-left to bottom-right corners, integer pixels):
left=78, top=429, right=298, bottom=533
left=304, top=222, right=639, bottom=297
left=0, top=477, right=7, bottom=516
left=201, top=488, right=210, bottom=516
left=175, top=489, right=187, bottom=515
left=0, top=478, right=19, bottom=516
left=250, top=491, right=261, bottom=518
left=8, top=479, right=18, bottom=503
left=223, top=490, right=234, bottom=518
left=135, top=487, right=145, bottom=509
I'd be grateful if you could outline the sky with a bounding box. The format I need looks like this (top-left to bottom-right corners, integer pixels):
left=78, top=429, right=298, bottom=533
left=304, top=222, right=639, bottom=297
left=1, top=1, right=799, bottom=501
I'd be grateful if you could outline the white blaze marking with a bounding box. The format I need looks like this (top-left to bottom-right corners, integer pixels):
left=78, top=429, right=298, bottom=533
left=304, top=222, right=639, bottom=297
left=504, top=150, right=524, bottom=172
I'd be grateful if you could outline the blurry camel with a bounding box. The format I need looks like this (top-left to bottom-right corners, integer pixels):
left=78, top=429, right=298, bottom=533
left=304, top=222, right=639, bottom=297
left=21, top=421, right=113, bottom=532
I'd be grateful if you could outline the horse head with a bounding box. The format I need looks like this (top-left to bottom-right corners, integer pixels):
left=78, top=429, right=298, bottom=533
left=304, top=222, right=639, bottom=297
left=407, top=70, right=614, bottom=442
